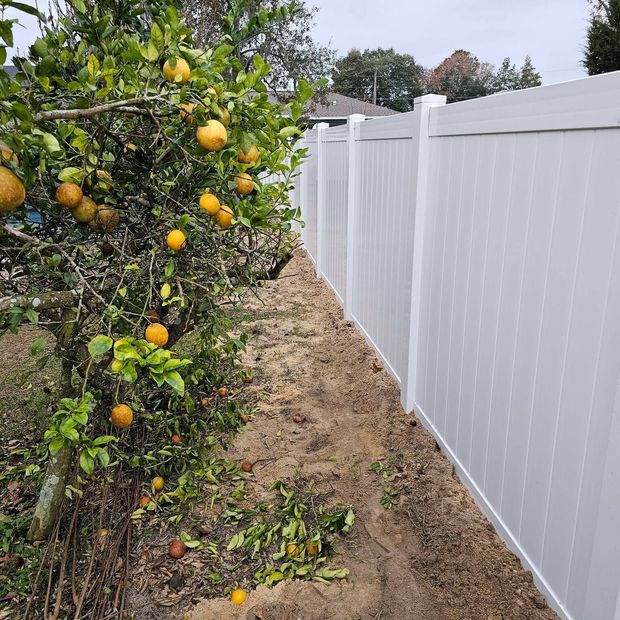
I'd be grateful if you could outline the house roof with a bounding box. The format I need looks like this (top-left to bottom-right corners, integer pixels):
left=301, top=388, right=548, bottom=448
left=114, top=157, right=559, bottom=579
left=307, top=93, right=399, bottom=118
left=268, top=91, right=398, bottom=119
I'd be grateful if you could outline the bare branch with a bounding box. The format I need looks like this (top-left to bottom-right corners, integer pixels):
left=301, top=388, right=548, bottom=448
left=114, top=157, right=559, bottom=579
left=0, top=290, right=78, bottom=313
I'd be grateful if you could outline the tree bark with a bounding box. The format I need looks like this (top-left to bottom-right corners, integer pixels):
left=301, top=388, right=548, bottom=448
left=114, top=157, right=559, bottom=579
left=27, top=308, right=78, bottom=542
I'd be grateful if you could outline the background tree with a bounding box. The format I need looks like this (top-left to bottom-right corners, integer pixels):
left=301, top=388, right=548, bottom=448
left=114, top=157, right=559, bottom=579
left=584, top=0, right=620, bottom=74
left=331, top=48, right=424, bottom=112
left=422, top=50, right=494, bottom=102
left=489, top=55, right=542, bottom=93
left=183, top=0, right=335, bottom=98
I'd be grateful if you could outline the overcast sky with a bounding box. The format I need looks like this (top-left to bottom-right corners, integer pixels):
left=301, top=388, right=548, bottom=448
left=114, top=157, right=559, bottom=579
left=7, top=0, right=591, bottom=84
left=310, top=0, right=590, bottom=84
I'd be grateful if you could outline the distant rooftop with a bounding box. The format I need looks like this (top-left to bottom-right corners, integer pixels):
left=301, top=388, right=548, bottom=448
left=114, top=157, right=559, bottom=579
left=307, top=93, right=399, bottom=119
left=268, top=91, right=398, bottom=121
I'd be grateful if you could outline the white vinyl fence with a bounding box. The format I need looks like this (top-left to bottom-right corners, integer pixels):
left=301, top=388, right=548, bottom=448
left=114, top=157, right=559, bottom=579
left=297, top=72, right=620, bottom=620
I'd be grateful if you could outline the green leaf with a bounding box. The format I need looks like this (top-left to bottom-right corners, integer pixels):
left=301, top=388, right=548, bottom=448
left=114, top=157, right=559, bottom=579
left=7, top=2, right=45, bottom=19
left=88, top=335, right=113, bottom=357
left=160, top=282, right=171, bottom=299
left=58, top=167, right=85, bottom=183
left=87, top=54, right=100, bottom=77
left=163, top=370, right=184, bottom=394
left=49, top=437, right=66, bottom=455
left=150, top=22, right=164, bottom=53
left=279, top=126, right=300, bottom=139
left=31, top=336, right=47, bottom=355
left=97, top=449, right=110, bottom=467
left=93, top=435, right=116, bottom=446
left=79, top=450, right=95, bottom=475
left=42, top=133, right=62, bottom=156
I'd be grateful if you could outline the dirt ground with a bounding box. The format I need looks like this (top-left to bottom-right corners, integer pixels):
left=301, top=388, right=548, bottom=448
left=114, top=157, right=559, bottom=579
left=188, top=252, right=558, bottom=620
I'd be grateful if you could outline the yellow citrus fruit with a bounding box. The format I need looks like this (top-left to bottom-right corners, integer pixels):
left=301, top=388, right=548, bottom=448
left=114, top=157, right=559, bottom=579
left=179, top=102, right=197, bottom=125
left=199, top=192, right=220, bottom=215
left=91, top=204, right=120, bottom=232
left=163, top=57, right=190, bottom=83
left=234, top=172, right=254, bottom=196
left=0, top=145, right=18, bottom=165
left=218, top=106, right=231, bottom=127
left=138, top=496, right=151, bottom=508
left=152, top=476, right=165, bottom=492
left=0, top=167, right=25, bottom=215
left=167, top=229, right=186, bottom=251
left=231, top=588, right=247, bottom=605
left=306, top=541, right=319, bottom=556
left=111, top=404, right=133, bottom=429
left=215, top=205, right=233, bottom=229
left=196, top=120, right=227, bottom=152
left=71, top=196, right=98, bottom=223
left=287, top=543, right=300, bottom=557
left=55, top=182, right=83, bottom=209
left=217, top=386, right=229, bottom=398
left=238, top=145, right=259, bottom=164
left=145, top=323, right=169, bottom=347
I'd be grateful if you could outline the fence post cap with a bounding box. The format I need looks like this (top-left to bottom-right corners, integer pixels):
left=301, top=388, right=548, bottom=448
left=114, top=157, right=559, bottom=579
left=414, top=94, right=447, bottom=106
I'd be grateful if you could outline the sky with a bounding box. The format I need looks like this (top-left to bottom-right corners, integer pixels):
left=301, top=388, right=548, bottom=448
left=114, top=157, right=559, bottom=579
left=7, top=0, right=591, bottom=84
left=309, top=0, right=590, bottom=84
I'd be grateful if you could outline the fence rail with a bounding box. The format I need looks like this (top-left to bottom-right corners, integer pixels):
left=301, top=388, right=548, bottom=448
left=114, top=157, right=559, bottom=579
left=297, top=72, right=620, bottom=620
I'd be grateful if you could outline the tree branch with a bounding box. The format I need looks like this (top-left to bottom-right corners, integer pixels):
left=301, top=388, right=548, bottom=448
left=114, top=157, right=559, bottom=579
left=33, top=96, right=165, bottom=122
left=0, top=290, right=78, bottom=313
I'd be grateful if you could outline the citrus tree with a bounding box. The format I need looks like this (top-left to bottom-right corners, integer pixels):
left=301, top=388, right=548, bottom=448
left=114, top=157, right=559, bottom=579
left=0, top=0, right=311, bottom=543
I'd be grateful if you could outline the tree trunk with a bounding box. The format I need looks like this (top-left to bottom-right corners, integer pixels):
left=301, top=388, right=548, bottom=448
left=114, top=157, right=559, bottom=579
left=27, top=308, right=77, bottom=542
left=26, top=447, right=73, bottom=541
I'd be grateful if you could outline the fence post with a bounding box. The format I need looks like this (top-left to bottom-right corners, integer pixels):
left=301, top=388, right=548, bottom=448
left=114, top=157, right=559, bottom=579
left=344, top=114, right=365, bottom=321
left=315, top=122, right=329, bottom=278
left=402, top=94, right=447, bottom=413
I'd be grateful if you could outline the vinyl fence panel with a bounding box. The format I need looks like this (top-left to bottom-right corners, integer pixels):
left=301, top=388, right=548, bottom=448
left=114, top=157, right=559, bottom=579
left=295, top=72, right=620, bottom=620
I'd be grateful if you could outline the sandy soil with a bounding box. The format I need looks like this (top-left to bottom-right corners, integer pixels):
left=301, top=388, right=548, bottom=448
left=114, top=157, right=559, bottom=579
left=187, top=252, right=558, bottom=620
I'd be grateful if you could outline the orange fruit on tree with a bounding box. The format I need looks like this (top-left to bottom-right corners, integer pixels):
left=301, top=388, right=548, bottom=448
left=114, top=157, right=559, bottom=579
left=0, top=167, right=25, bottom=215
left=55, top=182, right=83, bottom=209
left=306, top=541, right=319, bottom=556
left=241, top=414, right=250, bottom=423
left=287, top=543, right=300, bottom=557
left=90, top=204, right=120, bottom=232
left=167, top=229, right=186, bottom=251
left=199, top=192, right=220, bottom=215
left=179, top=102, right=197, bottom=124
left=215, top=204, right=233, bottom=229
left=238, top=145, right=259, bottom=164
left=169, top=539, right=187, bottom=559
left=138, top=496, right=151, bottom=508
left=171, top=434, right=182, bottom=445
left=152, top=476, right=165, bottom=492
left=201, top=396, right=211, bottom=407
left=145, top=323, right=169, bottom=346
left=163, top=57, right=190, bottom=83
left=217, top=386, right=228, bottom=398
left=111, top=404, right=133, bottom=429
left=230, top=588, right=247, bottom=605
left=71, top=196, right=98, bottom=223
left=196, top=120, right=227, bottom=152
left=234, top=172, right=254, bottom=195
left=241, top=461, right=253, bottom=473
